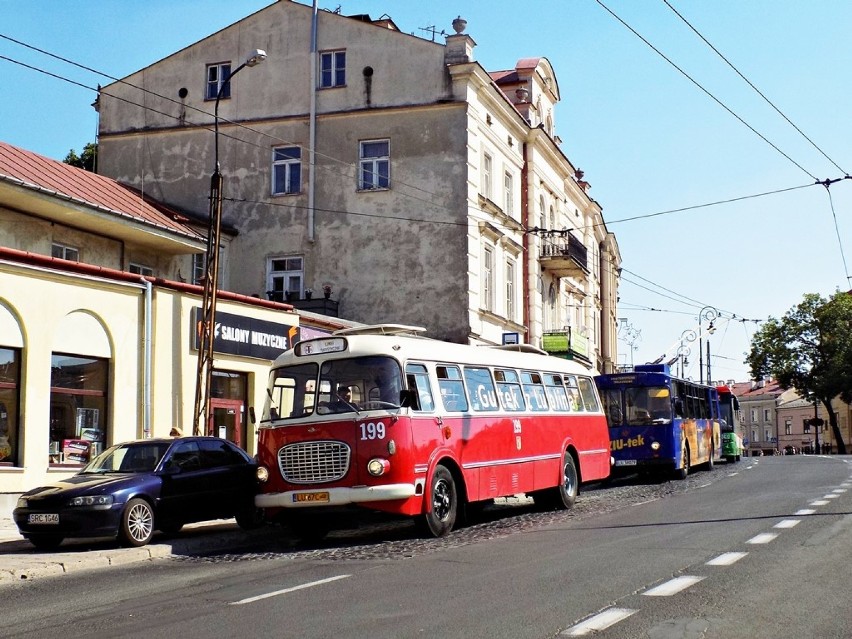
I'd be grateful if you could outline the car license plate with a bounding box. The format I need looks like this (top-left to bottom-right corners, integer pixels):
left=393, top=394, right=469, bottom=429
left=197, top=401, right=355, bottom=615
left=28, top=513, right=59, bottom=524
left=615, top=460, right=637, bottom=467
left=293, top=492, right=329, bottom=504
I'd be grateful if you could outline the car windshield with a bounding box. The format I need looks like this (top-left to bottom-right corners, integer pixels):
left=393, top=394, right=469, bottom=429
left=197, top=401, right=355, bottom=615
left=81, top=442, right=171, bottom=474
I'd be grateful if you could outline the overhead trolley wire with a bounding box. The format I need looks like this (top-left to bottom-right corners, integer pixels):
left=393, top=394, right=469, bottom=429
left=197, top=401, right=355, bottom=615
left=593, top=0, right=820, bottom=182
left=661, top=0, right=848, bottom=177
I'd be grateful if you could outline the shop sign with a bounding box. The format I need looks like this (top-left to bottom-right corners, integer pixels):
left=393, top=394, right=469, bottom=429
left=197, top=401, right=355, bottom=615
left=192, top=308, right=294, bottom=361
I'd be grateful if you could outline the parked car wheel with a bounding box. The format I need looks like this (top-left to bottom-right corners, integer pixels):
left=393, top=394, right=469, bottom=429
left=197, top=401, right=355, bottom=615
left=119, top=498, right=154, bottom=547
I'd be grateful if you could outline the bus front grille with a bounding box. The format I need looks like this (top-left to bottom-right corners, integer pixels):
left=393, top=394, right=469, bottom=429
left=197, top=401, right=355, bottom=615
left=278, top=441, right=350, bottom=484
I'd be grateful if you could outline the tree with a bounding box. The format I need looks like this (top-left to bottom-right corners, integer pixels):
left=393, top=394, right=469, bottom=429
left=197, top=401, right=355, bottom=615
left=747, top=291, right=852, bottom=454
left=63, top=142, right=98, bottom=172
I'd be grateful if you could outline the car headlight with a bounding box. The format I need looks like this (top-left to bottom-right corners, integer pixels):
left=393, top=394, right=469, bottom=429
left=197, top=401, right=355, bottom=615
left=67, top=495, right=115, bottom=507
left=367, top=458, right=390, bottom=477
left=256, top=466, right=269, bottom=483
left=16, top=497, right=28, bottom=509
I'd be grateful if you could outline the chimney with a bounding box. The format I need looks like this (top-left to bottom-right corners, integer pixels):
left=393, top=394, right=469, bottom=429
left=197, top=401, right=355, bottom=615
left=445, top=16, right=476, bottom=64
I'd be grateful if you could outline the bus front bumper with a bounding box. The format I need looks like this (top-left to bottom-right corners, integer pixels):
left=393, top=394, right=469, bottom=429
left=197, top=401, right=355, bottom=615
left=255, top=483, right=419, bottom=509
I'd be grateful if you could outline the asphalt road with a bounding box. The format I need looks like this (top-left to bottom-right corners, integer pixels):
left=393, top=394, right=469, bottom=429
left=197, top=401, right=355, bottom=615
left=3, top=455, right=851, bottom=639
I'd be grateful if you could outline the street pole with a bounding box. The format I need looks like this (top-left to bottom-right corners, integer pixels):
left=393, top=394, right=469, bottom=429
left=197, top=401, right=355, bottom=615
left=698, top=306, right=718, bottom=385
left=191, top=49, right=266, bottom=436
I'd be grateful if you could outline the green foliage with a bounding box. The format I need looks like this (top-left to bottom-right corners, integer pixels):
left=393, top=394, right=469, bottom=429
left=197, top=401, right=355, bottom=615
left=63, top=142, right=98, bottom=172
left=747, top=291, right=852, bottom=453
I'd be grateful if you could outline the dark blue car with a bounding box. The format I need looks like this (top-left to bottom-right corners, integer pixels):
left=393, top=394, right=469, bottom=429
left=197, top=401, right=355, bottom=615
left=13, top=437, right=262, bottom=549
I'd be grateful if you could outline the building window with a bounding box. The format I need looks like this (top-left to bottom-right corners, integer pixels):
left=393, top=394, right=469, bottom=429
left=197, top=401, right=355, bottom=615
left=764, top=428, right=771, bottom=443
left=506, top=258, right=516, bottom=320
left=272, top=147, right=302, bottom=195
left=129, top=263, right=154, bottom=277
left=0, top=347, right=21, bottom=466
left=752, top=429, right=758, bottom=442
left=51, top=243, right=79, bottom=262
left=359, top=140, right=390, bottom=190
left=192, top=253, right=206, bottom=285
left=49, top=354, right=108, bottom=466
left=206, top=62, right=232, bottom=100
left=482, top=153, right=492, bottom=199
left=763, top=408, right=771, bottom=421
left=482, top=246, right=494, bottom=312
left=803, top=418, right=811, bottom=433
left=267, top=256, right=303, bottom=301
left=785, top=419, right=792, bottom=435
left=504, top=170, right=513, bottom=216
left=319, top=50, right=346, bottom=88
left=751, top=409, right=758, bottom=422
left=539, top=196, right=547, bottom=231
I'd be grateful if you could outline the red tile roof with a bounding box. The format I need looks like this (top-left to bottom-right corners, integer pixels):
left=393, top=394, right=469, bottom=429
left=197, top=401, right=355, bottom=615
left=729, top=379, right=786, bottom=398
left=0, top=141, right=202, bottom=241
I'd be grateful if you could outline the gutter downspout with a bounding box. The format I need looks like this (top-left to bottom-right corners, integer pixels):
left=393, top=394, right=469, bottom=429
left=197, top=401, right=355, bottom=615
left=308, top=0, right=318, bottom=242
left=521, top=142, right=531, bottom=344
left=142, top=278, right=153, bottom=439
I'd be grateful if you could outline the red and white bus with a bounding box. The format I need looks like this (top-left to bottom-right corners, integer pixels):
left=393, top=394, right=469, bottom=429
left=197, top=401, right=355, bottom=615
left=255, top=325, right=611, bottom=538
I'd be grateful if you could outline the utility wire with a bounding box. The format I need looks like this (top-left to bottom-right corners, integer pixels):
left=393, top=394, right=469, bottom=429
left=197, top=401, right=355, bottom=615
left=661, top=0, right=848, bottom=177
left=593, top=0, right=820, bottom=181
left=820, top=184, right=852, bottom=286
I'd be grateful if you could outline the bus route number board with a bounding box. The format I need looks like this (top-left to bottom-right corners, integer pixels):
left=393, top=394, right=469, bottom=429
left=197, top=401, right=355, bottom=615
left=293, top=492, right=330, bottom=503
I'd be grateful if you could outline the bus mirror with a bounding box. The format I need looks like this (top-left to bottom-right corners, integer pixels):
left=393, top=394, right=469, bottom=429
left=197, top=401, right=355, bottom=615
left=399, top=389, right=416, bottom=408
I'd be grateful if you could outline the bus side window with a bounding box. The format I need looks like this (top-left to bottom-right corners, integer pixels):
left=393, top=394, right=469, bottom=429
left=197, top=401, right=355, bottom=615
left=437, top=365, right=468, bottom=412
left=494, top=368, right=526, bottom=411
left=521, top=371, right=549, bottom=411
left=564, top=375, right=584, bottom=411
left=462, top=367, right=499, bottom=412
left=577, top=376, right=601, bottom=413
left=405, top=363, right=434, bottom=412
left=544, top=373, right=570, bottom=411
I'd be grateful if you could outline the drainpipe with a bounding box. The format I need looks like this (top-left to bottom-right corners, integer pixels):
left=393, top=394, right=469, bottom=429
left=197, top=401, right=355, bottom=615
left=308, top=0, right=318, bottom=242
left=142, top=278, right=153, bottom=439
left=521, top=142, right=531, bottom=344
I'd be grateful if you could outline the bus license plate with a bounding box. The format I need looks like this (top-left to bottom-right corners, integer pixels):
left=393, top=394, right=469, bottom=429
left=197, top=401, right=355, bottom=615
left=28, top=513, right=59, bottom=524
left=293, top=492, right=329, bottom=504
left=615, top=460, right=637, bottom=467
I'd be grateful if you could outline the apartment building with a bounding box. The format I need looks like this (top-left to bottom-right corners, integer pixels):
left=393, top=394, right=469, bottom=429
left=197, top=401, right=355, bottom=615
left=730, top=378, right=787, bottom=456
left=95, top=2, right=621, bottom=372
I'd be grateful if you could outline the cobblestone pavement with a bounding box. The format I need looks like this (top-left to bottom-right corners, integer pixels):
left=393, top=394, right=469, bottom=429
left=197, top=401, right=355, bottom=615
left=184, top=461, right=740, bottom=564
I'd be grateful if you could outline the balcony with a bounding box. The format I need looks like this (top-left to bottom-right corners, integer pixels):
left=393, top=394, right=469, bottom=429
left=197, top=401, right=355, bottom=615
left=538, top=234, right=589, bottom=278
left=267, top=292, right=339, bottom=318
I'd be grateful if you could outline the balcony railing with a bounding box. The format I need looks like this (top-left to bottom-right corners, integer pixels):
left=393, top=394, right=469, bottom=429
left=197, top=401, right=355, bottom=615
left=267, top=291, right=339, bottom=318
left=538, top=234, right=589, bottom=277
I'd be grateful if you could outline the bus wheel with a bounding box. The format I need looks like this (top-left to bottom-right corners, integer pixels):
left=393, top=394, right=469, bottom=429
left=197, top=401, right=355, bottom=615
left=674, top=443, right=690, bottom=480
left=535, top=450, right=578, bottom=510
left=418, top=464, right=457, bottom=537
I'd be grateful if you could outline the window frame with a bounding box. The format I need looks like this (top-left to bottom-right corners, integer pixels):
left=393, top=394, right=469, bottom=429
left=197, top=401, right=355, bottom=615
left=272, top=146, right=302, bottom=196
left=482, top=245, right=494, bottom=312
left=206, top=62, right=232, bottom=101
left=482, top=152, right=492, bottom=200
left=319, top=50, right=346, bottom=88
left=358, top=139, right=390, bottom=190
left=51, top=242, right=79, bottom=262
left=267, top=256, right=304, bottom=300
left=128, top=263, right=154, bottom=277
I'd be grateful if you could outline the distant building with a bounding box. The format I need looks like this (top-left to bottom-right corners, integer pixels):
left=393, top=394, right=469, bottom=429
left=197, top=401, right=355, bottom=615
left=96, top=2, right=622, bottom=372
left=729, top=378, right=787, bottom=456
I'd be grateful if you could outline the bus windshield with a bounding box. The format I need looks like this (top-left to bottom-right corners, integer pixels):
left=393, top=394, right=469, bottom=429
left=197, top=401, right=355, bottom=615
left=602, top=385, right=672, bottom=426
left=263, top=355, right=402, bottom=421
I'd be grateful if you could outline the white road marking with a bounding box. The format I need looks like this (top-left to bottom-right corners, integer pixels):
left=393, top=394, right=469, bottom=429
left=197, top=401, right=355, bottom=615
left=747, top=532, right=779, bottom=544
left=810, top=500, right=830, bottom=506
left=229, top=575, right=351, bottom=605
left=728, top=472, right=739, bottom=476
left=643, top=576, right=705, bottom=597
left=832, top=488, right=847, bottom=493
left=823, top=494, right=840, bottom=499
left=795, top=509, right=816, bottom=516
left=774, top=519, right=800, bottom=529
left=563, top=608, right=638, bottom=636
left=706, top=552, right=748, bottom=566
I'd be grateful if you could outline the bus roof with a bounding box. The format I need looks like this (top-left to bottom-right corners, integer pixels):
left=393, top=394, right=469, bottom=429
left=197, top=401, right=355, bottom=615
left=275, top=327, right=597, bottom=376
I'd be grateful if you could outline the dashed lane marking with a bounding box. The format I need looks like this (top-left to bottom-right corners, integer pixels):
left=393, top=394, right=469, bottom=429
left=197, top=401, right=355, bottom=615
left=747, top=532, right=779, bottom=544
left=643, top=576, right=705, bottom=597
left=563, top=608, right=638, bottom=636
left=810, top=500, right=830, bottom=506
left=773, top=519, right=801, bottom=529
left=706, top=552, right=748, bottom=566
left=795, top=509, right=816, bottom=516
left=823, top=494, right=840, bottom=499
left=831, top=488, right=847, bottom=493
left=230, top=575, right=351, bottom=605
left=728, top=472, right=739, bottom=476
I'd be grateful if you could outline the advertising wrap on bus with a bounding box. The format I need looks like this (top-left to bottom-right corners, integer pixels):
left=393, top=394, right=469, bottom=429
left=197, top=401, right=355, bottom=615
left=595, top=364, right=724, bottom=479
left=254, top=325, right=611, bottom=539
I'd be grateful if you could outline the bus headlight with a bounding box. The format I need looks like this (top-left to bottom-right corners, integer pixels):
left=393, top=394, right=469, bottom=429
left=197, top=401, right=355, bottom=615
left=650, top=441, right=661, bottom=451
left=256, top=466, right=269, bottom=483
left=367, top=458, right=390, bottom=477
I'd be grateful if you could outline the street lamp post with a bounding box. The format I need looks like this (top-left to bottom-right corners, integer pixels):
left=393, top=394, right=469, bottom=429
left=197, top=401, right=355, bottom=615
left=192, top=49, right=267, bottom=436
left=678, top=329, right=696, bottom=378
left=698, top=306, right=718, bottom=384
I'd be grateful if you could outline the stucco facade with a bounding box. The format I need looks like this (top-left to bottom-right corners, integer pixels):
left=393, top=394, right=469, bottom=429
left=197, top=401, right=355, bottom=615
left=96, top=1, right=621, bottom=371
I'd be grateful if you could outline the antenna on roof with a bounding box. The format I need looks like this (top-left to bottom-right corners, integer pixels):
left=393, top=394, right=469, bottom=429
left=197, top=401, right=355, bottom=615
left=419, top=24, right=447, bottom=42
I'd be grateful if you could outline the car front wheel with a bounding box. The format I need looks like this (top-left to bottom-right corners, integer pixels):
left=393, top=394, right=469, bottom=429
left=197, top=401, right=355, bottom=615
left=119, top=498, right=154, bottom=547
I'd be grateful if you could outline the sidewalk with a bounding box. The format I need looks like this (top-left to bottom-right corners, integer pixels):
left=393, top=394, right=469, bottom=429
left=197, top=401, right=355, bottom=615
left=0, top=514, right=276, bottom=585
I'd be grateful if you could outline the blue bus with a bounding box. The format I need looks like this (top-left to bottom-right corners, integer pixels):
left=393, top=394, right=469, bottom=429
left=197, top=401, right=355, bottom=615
left=595, top=364, right=722, bottom=479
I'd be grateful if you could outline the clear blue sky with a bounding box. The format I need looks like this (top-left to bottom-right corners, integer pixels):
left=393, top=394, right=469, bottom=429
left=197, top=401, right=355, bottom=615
left=2, top=1, right=850, bottom=382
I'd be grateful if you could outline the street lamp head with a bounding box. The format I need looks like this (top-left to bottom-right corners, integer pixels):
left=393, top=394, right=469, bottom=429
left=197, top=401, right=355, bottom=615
left=245, top=49, right=267, bottom=67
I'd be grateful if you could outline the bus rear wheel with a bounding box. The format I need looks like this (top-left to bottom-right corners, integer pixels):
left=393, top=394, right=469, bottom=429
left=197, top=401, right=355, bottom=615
left=534, top=450, right=578, bottom=510
left=674, top=442, right=690, bottom=480
left=418, top=464, right=457, bottom=537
